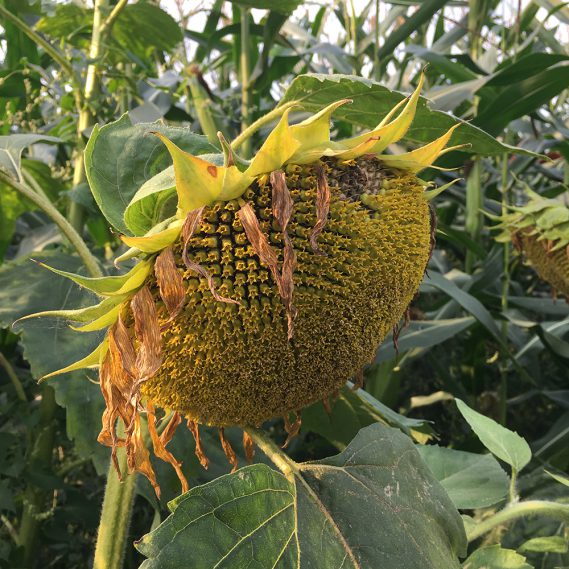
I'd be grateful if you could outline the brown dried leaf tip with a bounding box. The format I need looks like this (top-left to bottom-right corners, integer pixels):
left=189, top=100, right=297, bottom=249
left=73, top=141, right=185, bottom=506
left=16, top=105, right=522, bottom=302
left=282, top=411, right=302, bottom=449
left=154, top=246, right=186, bottom=325
left=219, top=427, right=238, bottom=473
left=182, top=208, right=239, bottom=305
left=242, top=431, right=255, bottom=464
left=97, top=293, right=188, bottom=499
left=309, top=165, right=331, bottom=255
left=238, top=171, right=298, bottom=340
left=187, top=419, right=210, bottom=470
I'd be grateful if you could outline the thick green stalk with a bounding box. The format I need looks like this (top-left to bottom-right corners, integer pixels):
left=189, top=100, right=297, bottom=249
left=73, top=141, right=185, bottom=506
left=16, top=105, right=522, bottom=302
left=18, top=384, right=57, bottom=567
left=187, top=71, right=219, bottom=144
left=0, top=172, right=102, bottom=278
left=499, top=147, right=511, bottom=426
left=93, top=453, right=137, bottom=569
left=244, top=427, right=295, bottom=481
left=68, top=0, right=128, bottom=231
left=465, top=158, right=482, bottom=273
left=239, top=8, right=252, bottom=158
left=467, top=500, right=569, bottom=542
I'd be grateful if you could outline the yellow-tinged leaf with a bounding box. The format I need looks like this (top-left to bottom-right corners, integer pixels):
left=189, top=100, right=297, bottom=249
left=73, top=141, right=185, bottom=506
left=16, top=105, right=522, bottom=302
left=217, top=166, right=255, bottom=201
left=121, top=220, right=184, bottom=253
left=71, top=302, right=124, bottom=332
left=378, top=123, right=463, bottom=173
left=151, top=132, right=224, bottom=213
left=36, top=259, right=152, bottom=296
left=338, top=72, right=426, bottom=157
left=40, top=338, right=109, bottom=381
left=17, top=295, right=128, bottom=324
left=246, top=108, right=301, bottom=177
left=423, top=178, right=462, bottom=201
left=290, top=99, right=351, bottom=150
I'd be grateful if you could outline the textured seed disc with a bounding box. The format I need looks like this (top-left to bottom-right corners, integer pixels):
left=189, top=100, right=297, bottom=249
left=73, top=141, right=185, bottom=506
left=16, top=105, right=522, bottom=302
left=141, top=159, right=431, bottom=426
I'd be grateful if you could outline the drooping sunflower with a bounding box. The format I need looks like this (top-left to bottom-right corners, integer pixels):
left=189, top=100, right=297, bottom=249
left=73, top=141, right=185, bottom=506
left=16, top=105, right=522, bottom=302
left=25, top=74, right=464, bottom=495
left=494, top=189, right=569, bottom=298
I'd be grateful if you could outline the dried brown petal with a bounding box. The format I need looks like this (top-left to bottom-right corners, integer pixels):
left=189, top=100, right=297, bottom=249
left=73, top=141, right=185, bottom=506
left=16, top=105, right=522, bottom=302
left=392, top=322, right=401, bottom=355
left=282, top=411, right=301, bottom=449
left=187, top=419, right=209, bottom=469
left=154, top=247, right=185, bottom=321
left=309, top=166, right=331, bottom=255
left=219, top=427, right=238, bottom=473
left=182, top=208, right=239, bottom=305
left=270, top=171, right=297, bottom=339
left=147, top=403, right=189, bottom=494
left=125, top=410, right=160, bottom=498
left=131, top=286, right=162, bottom=384
left=238, top=202, right=280, bottom=271
left=242, top=431, right=255, bottom=464
left=113, top=314, right=137, bottom=380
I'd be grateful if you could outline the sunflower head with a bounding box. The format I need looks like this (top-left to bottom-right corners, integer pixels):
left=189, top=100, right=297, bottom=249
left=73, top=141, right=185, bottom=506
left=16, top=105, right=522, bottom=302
left=494, top=189, right=569, bottom=298
left=23, top=73, right=465, bottom=496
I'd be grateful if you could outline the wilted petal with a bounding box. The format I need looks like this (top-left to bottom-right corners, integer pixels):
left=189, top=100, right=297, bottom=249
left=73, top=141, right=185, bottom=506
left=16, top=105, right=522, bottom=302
left=131, top=286, right=162, bottom=383
left=154, top=247, right=185, bottom=320
left=238, top=202, right=280, bottom=270
left=187, top=419, right=210, bottom=469
left=282, top=411, right=301, bottom=449
left=242, top=431, right=255, bottom=464
left=309, top=166, right=331, bottom=256
left=147, top=403, right=189, bottom=494
left=219, top=427, right=238, bottom=473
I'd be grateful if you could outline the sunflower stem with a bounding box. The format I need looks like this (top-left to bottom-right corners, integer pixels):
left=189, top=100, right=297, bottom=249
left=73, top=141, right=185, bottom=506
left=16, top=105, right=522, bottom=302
left=244, top=427, right=296, bottom=481
left=0, top=172, right=102, bottom=278
left=465, top=158, right=482, bottom=273
left=239, top=7, right=253, bottom=158
left=93, top=451, right=137, bottom=569
left=69, top=0, right=128, bottom=232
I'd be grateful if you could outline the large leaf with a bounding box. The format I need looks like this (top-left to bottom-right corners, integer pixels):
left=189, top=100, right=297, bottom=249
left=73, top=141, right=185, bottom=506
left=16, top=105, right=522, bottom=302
left=0, top=134, right=61, bottom=180
left=462, top=545, right=533, bottom=569
left=0, top=252, right=108, bottom=472
left=416, top=445, right=509, bottom=509
left=0, top=178, right=34, bottom=261
left=84, top=114, right=217, bottom=234
left=137, top=423, right=467, bottom=568
left=279, top=74, right=531, bottom=156
left=456, top=399, right=532, bottom=472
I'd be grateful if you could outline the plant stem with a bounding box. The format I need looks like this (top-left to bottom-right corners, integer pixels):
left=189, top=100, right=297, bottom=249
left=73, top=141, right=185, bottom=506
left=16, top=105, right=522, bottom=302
left=244, top=427, right=295, bottom=480
left=0, top=172, right=102, bottom=278
left=465, top=158, right=482, bottom=273
left=93, top=452, right=137, bottom=569
left=68, top=0, right=128, bottom=232
left=467, top=500, right=569, bottom=542
left=18, top=384, right=57, bottom=567
left=508, top=467, right=518, bottom=503
left=187, top=70, right=219, bottom=144
left=0, top=5, right=76, bottom=80
left=0, top=352, right=27, bottom=402
left=239, top=7, right=252, bottom=158
left=231, top=102, right=297, bottom=152
left=499, top=146, right=511, bottom=426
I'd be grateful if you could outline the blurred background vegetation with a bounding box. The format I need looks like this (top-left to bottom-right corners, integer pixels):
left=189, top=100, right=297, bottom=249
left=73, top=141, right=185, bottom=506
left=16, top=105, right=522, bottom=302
left=0, top=0, right=568, bottom=567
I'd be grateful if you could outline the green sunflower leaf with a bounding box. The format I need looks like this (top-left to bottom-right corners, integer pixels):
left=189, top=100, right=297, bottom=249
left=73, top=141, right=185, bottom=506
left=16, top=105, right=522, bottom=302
left=137, top=423, right=466, bottom=569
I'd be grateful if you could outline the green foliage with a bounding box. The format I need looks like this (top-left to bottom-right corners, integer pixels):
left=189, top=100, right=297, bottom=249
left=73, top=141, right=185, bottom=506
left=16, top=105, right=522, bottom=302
left=138, top=424, right=467, bottom=569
